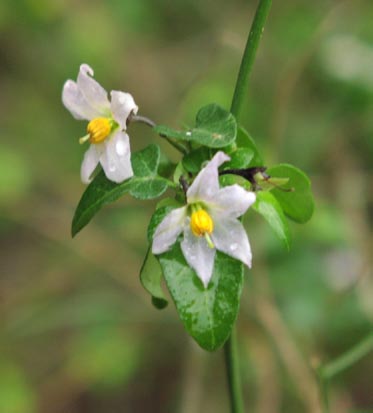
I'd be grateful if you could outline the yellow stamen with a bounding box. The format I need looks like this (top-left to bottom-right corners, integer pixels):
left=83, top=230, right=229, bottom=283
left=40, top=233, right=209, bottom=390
left=85, top=117, right=112, bottom=144
left=190, top=209, right=214, bottom=237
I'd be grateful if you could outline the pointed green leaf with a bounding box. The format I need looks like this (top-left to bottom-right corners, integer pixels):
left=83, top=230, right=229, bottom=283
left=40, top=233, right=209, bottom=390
left=72, top=144, right=171, bottom=236
left=155, top=104, right=237, bottom=148
left=158, top=244, right=244, bottom=351
left=267, top=164, right=314, bottom=223
left=140, top=248, right=168, bottom=310
left=253, top=191, right=291, bottom=250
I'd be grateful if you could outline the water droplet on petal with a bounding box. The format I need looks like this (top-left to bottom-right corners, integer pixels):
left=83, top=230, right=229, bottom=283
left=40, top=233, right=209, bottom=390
left=109, top=163, right=116, bottom=172
left=116, top=139, right=127, bottom=156
left=230, top=243, right=238, bottom=251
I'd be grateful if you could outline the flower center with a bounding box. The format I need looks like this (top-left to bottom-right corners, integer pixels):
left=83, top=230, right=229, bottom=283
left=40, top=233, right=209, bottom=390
left=190, top=209, right=215, bottom=248
left=190, top=209, right=214, bottom=236
left=79, top=117, right=113, bottom=144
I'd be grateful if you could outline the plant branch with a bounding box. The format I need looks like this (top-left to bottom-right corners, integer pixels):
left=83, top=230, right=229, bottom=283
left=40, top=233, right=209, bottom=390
left=230, top=0, right=272, bottom=120
left=224, top=2, right=273, bottom=412
left=317, top=332, right=373, bottom=413
left=224, top=0, right=272, bottom=413
left=321, top=332, right=373, bottom=379
left=130, top=113, right=188, bottom=154
left=224, top=327, right=244, bottom=413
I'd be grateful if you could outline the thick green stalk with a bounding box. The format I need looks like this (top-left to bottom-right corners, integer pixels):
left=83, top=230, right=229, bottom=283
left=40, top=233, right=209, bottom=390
left=224, top=328, right=244, bottom=413
left=230, top=0, right=273, bottom=119
left=224, top=2, right=272, bottom=412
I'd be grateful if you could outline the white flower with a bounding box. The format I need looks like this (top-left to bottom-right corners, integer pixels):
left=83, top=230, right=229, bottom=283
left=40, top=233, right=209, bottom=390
left=152, top=151, right=256, bottom=287
left=62, top=64, right=138, bottom=184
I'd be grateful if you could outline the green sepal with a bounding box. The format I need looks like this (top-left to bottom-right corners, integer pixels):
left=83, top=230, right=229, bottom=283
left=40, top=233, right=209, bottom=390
left=140, top=248, right=168, bottom=310
left=253, top=191, right=291, bottom=250
left=71, top=144, right=171, bottom=237
left=155, top=104, right=237, bottom=148
left=173, top=161, right=187, bottom=185
left=267, top=164, right=315, bottom=223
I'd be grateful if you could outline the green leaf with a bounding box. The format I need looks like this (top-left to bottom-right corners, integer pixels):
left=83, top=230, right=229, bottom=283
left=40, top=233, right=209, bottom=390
left=253, top=191, right=291, bottom=250
left=158, top=244, right=244, bottom=351
left=182, top=147, right=210, bottom=173
left=140, top=248, right=168, bottom=309
left=72, top=144, right=171, bottom=237
left=155, top=104, right=237, bottom=148
left=225, top=147, right=254, bottom=169
left=267, top=164, right=314, bottom=223
left=236, top=127, right=263, bottom=166
left=157, top=152, right=176, bottom=179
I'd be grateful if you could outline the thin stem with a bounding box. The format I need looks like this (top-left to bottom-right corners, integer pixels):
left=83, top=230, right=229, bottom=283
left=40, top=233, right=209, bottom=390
left=321, top=332, right=373, bottom=380
left=161, top=136, right=188, bottom=154
left=130, top=114, right=156, bottom=128
left=130, top=113, right=188, bottom=154
left=224, top=327, right=244, bottom=413
left=317, top=370, right=330, bottom=413
left=317, top=332, right=373, bottom=413
left=230, top=0, right=272, bottom=120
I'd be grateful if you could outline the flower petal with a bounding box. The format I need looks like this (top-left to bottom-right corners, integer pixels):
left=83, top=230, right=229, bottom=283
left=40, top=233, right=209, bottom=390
left=110, top=91, right=138, bottom=130
left=181, top=223, right=216, bottom=287
left=187, top=151, right=230, bottom=203
left=100, top=131, right=133, bottom=183
left=80, top=144, right=101, bottom=184
left=211, top=185, right=256, bottom=218
left=152, top=206, right=187, bottom=254
left=62, top=79, right=101, bottom=120
left=77, top=64, right=111, bottom=116
left=211, top=218, right=252, bottom=268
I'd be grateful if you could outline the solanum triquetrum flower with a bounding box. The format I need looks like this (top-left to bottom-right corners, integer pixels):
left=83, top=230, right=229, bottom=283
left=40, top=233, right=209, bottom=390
left=152, top=151, right=256, bottom=287
left=62, top=64, right=138, bottom=184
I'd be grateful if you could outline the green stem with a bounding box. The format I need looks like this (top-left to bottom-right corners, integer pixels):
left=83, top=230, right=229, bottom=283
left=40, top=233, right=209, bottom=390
left=230, top=0, right=273, bottom=120
left=223, top=2, right=273, bottom=412
left=321, top=332, right=373, bottom=380
left=317, top=370, right=330, bottom=413
left=162, top=136, right=188, bottom=154
left=317, top=332, right=373, bottom=413
left=224, top=327, right=244, bottom=413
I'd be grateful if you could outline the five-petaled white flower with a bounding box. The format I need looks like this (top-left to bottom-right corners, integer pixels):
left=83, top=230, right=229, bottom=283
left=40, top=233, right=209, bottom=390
left=62, top=64, right=138, bottom=184
left=152, top=151, right=256, bottom=287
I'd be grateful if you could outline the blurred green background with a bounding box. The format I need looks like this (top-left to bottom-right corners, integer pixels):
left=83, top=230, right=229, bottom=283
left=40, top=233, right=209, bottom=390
left=0, top=0, right=372, bottom=412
